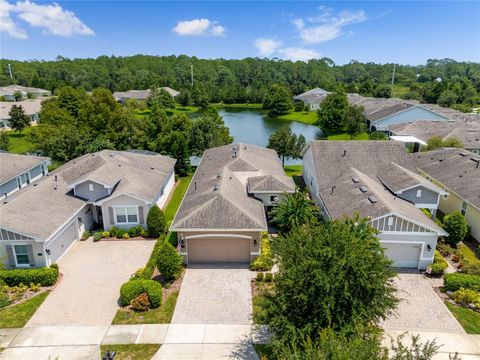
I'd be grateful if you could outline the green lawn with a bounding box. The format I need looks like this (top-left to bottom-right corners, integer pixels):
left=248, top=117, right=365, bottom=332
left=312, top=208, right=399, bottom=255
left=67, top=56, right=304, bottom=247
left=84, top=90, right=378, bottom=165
left=283, top=165, right=302, bottom=177
left=457, top=243, right=480, bottom=267
left=6, top=127, right=36, bottom=154
left=276, top=111, right=318, bottom=125
left=165, top=174, right=193, bottom=223
left=391, top=84, right=411, bottom=98
left=99, top=344, right=160, bottom=360
left=327, top=132, right=369, bottom=140
left=445, top=301, right=480, bottom=334
left=112, top=290, right=179, bottom=325
left=214, top=103, right=263, bottom=110
left=0, top=292, right=49, bottom=328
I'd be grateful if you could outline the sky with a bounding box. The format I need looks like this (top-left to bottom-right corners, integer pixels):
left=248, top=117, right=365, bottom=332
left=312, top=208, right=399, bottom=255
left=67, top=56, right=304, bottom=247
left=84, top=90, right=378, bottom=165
left=0, top=1, right=479, bottom=65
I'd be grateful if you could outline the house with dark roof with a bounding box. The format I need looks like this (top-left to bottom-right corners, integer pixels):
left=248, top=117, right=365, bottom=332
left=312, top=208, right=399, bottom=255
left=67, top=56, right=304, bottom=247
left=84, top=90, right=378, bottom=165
left=0, top=152, right=50, bottom=199
left=293, top=88, right=331, bottom=111
left=302, top=141, right=447, bottom=269
left=0, top=150, right=176, bottom=268
left=170, top=143, right=295, bottom=264
left=409, top=149, right=480, bottom=241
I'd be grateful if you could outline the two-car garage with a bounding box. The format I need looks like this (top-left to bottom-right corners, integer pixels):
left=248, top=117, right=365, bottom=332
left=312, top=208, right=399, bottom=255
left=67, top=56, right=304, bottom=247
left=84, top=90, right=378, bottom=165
left=185, top=235, right=252, bottom=263
left=382, top=242, right=422, bottom=268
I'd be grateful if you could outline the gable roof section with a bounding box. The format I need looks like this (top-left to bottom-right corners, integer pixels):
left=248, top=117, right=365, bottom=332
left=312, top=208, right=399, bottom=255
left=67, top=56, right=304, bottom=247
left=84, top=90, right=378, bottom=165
left=0, top=152, right=50, bottom=185
left=247, top=175, right=295, bottom=193
left=367, top=103, right=415, bottom=122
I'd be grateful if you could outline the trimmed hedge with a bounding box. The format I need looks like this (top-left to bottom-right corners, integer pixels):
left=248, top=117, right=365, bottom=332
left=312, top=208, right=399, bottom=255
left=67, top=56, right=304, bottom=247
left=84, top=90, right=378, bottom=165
left=156, top=242, right=183, bottom=282
left=119, top=279, right=162, bottom=308
left=0, top=266, right=58, bottom=286
left=250, top=233, right=274, bottom=271
left=444, top=273, right=480, bottom=292
left=429, top=251, right=448, bottom=277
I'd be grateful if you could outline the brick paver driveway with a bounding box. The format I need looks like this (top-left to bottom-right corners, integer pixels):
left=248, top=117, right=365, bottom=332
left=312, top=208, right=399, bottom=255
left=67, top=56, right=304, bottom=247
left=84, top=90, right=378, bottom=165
left=381, top=270, right=464, bottom=333
left=27, top=238, right=154, bottom=326
left=172, top=263, right=254, bottom=324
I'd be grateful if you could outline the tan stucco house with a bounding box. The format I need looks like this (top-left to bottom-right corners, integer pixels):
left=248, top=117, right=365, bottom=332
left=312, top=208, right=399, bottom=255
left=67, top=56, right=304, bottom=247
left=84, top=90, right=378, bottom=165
left=170, top=143, right=295, bottom=264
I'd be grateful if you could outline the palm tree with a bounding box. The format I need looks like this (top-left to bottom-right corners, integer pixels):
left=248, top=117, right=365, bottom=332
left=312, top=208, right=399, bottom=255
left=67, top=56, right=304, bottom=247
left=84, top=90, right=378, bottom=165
left=269, top=192, right=319, bottom=233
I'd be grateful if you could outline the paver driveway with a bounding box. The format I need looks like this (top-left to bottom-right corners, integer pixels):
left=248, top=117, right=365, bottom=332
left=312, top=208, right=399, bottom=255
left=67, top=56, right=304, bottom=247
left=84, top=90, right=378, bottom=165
left=27, top=238, right=154, bottom=326
left=172, top=263, right=254, bottom=324
left=381, top=270, right=464, bottom=333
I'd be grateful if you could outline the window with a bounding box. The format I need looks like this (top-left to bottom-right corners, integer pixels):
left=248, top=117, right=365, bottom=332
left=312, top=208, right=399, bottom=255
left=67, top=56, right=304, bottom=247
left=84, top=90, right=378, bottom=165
left=461, top=201, right=467, bottom=216
left=270, top=195, right=279, bottom=202
left=115, top=206, right=138, bottom=224
left=88, top=183, right=94, bottom=192
left=416, top=189, right=422, bottom=198
left=14, top=245, right=29, bottom=265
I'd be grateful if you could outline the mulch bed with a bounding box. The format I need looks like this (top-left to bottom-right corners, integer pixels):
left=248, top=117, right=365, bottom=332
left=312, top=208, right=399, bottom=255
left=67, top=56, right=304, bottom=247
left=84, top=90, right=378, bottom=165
left=153, top=267, right=185, bottom=302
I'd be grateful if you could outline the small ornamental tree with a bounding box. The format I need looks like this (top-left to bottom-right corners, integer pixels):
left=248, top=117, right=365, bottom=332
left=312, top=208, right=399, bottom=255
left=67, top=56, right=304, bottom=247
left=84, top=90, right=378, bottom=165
left=442, top=211, right=469, bottom=247
left=8, top=105, right=31, bottom=132
left=146, top=205, right=166, bottom=237
left=0, top=132, right=10, bottom=151
left=156, top=242, right=183, bottom=281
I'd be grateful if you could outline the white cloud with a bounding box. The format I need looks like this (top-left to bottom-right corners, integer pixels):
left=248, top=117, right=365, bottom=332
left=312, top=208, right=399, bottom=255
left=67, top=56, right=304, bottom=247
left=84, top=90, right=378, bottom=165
left=255, top=38, right=282, bottom=56
left=293, top=6, right=367, bottom=44
left=0, top=0, right=94, bottom=39
left=278, top=47, right=319, bottom=62
left=172, top=18, right=225, bottom=37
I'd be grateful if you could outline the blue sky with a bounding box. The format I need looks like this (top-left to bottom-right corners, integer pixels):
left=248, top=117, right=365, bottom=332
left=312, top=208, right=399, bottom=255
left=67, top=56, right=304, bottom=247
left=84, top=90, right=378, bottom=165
left=1, top=1, right=479, bottom=65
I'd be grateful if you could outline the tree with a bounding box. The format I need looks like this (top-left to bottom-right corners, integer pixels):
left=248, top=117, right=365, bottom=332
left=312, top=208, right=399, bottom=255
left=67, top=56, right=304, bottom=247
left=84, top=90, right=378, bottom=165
left=317, top=92, right=348, bottom=133
left=261, top=216, right=397, bottom=339
left=0, top=132, right=10, bottom=151
left=148, top=88, right=176, bottom=109
left=189, top=108, right=233, bottom=156
left=156, top=242, right=183, bottom=281
left=442, top=211, right=469, bottom=247
left=438, top=90, right=459, bottom=107
left=373, top=84, right=392, bottom=98
left=263, top=84, right=293, bottom=116
left=8, top=105, right=30, bottom=132
left=146, top=204, right=166, bottom=237
left=192, top=84, right=209, bottom=108
left=423, top=136, right=463, bottom=151
left=344, top=105, right=366, bottom=139
left=294, top=100, right=305, bottom=112
left=13, top=91, right=23, bottom=101
left=175, top=89, right=191, bottom=106
left=269, top=192, right=319, bottom=234
left=267, top=125, right=306, bottom=166
left=158, top=131, right=191, bottom=176
left=369, top=131, right=388, bottom=140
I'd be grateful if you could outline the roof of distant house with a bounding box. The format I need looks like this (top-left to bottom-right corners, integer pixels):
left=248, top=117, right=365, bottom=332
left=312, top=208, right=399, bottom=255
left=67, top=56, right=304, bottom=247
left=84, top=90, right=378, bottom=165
left=0, top=98, right=48, bottom=120
left=0, top=152, right=50, bottom=185
left=171, top=143, right=294, bottom=231
left=113, top=87, right=179, bottom=101
left=0, top=85, right=51, bottom=97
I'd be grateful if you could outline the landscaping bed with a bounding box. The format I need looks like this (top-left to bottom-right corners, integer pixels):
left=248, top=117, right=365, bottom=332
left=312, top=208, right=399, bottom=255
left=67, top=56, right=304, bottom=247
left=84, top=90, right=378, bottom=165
left=251, top=274, right=275, bottom=325
left=0, top=291, right=49, bottom=328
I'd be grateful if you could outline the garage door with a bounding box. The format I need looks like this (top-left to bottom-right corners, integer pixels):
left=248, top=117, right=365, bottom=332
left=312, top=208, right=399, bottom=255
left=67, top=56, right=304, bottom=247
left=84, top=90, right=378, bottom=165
left=46, top=222, right=78, bottom=264
left=383, top=242, right=421, bottom=268
left=188, top=237, right=251, bottom=263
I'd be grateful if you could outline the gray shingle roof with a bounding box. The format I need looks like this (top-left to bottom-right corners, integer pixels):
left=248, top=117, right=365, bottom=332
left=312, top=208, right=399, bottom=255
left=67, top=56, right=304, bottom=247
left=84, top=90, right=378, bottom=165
left=378, top=162, right=444, bottom=194
left=0, top=152, right=50, bottom=185
left=171, top=143, right=292, bottom=231
left=367, top=103, right=415, bottom=122
left=247, top=175, right=295, bottom=193
left=409, top=148, right=480, bottom=209
left=0, top=98, right=47, bottom=119
left=113, top=87, right=179, bottom=101
left=0, top=85, right=51, bottom=97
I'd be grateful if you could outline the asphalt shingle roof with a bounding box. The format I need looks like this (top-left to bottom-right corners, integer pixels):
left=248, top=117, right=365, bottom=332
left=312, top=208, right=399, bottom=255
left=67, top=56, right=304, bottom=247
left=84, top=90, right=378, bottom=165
left=0, top=152, right=50, bottom=185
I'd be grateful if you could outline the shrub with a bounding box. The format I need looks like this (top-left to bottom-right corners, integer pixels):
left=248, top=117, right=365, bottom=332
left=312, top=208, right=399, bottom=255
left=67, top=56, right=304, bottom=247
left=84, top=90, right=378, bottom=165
left=0, top=290, right=10, bottom=308
left=141, top=235, right=166, bottom=279
left=93, top=231, right=102, bottom=242
left=130, top=293, right=151, bottom=312
left=250, top=234, right=274, bottom=271
left=116, top=229, right=127, bottom=238
left=437, top=242, right=455, bottom=257
left=369, top=132, right=388, bottom=140
left=81, top=230, right=91, bottom=240
left=50, top=263, right=59, bottom=271
left=175, top=174, right=179, bottom=182
left=109, top=226, right=118, bottom=238
left=0, top=267, right=58, bottom=286
left=444, top=273, right=480, bottom=292
left=429, top=251, right=448, bottom=277
left=294, top=100, right=305, bottom=112
left=464, top=263, right=480, bottom=275
left=256, top=272, right=264, bottom=282
left=442, top=211, right=469, bottom=247
left=119, top=279, right=162, bottom=308
left=29, top=283, right=41, bottom=292
left=101, top=231, right=110, bottom=238
left=264, top=273, right=273, bottom=282
left=122, top=233, right=130, bottom=239
left=452, top=288, right=480, bottom=308
left=147, top=205, right=166, bottom=237
left=156, top=242, right=183, bottom=282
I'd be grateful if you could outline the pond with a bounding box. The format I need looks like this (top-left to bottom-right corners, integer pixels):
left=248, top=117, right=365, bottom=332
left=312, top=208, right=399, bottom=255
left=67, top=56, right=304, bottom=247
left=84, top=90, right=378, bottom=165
left=218, top=108, right=324, bottom=165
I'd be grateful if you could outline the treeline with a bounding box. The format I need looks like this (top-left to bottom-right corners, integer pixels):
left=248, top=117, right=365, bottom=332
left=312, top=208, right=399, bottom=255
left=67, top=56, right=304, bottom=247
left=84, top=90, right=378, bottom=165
left=1, top=56, right=479, bottom=110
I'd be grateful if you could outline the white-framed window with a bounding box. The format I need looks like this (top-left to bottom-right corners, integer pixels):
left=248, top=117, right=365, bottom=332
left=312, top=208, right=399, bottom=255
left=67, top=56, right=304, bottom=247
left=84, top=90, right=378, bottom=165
left=114, top=206, right=139, bottom=224
left=13, top=245, right=30, bottom=266
left=88, top=183, right=94, bottom=192
left=416, top=189, right=422, bottom=198
left=461, top=201, right=468, bottom=216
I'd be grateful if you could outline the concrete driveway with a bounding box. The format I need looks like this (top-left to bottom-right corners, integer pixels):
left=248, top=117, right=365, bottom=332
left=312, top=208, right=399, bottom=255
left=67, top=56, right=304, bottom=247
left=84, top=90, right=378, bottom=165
left=381, top=270, right=464, bottom=333
left=172, top=263, right=254, bottom=324
left=27, top=238, right=155, bottom=326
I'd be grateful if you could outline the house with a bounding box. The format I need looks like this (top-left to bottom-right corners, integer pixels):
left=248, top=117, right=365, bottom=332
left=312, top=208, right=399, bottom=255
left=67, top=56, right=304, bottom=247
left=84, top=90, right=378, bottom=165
left=409, top=148, right=480, bottom=241
left=293, top=88, right=330, bottom=111
left=113, top=87, right=180, bottom=104
left=390, top=120, right=480, bottom=154
left=0, top=99, right=46, bottom=129
left=170, top=143, right=295, bottom=264
left=302, top=141, right=447, bottom=269
left=0, top=152, right=50, bottom=199
left=0, top=150, right=176, bottom=268
left=0, top=85, right=51, bottom=101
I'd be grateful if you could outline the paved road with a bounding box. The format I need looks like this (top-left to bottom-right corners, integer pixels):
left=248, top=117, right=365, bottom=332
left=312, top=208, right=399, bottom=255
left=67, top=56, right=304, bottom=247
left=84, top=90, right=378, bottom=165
left=172, top=263, right=254, bottom=324
left=27, top=238, right=155, bottom=326
left=381, top=270, right=464, bottom=333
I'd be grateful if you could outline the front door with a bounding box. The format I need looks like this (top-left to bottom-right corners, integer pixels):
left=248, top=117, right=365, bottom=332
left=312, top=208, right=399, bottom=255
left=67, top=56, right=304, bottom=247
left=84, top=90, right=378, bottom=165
left=97, top=206, right=103, bottom=224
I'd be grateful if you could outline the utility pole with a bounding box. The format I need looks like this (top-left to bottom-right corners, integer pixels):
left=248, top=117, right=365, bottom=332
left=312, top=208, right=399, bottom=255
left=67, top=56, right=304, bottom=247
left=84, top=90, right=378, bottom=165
left=7, top=63, right=13, bottom=79
left=190, top=64, right=194, bottom=88
left=391, top=63, right=396, bottom=91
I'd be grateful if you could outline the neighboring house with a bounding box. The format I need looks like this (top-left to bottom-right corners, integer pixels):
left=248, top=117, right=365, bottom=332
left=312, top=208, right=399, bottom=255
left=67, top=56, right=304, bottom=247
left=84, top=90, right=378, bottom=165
left=390, top=120, right=480, bottom=154
left=113, top=87, right=180, bottom=103
left=302, top=141, right=447, bottom=269
left=170, top=143, right=295, bottom=264
left=0, top=152, right=50, bottom=199
left=410, top=148, right=480, bottom=241
left=293, top=88, right=330, bottom=111
left=0, top=150, right=176, bottom=268
left=0, top=85, right=51, bottom=101
left=0, top=99, right=46, bottom=129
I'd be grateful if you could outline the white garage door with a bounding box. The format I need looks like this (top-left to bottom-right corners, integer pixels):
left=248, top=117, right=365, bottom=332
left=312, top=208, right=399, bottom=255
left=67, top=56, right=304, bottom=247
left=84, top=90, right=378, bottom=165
left=383, top=242, right=421, bottom=268
left=46, top=222, right=78, bottom=265
left=188, top=237, right=251, bottom=263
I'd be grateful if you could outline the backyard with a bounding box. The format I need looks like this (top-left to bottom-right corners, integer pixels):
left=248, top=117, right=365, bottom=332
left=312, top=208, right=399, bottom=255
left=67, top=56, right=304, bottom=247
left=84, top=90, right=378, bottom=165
left=5, top=127, right=36, bottom=154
